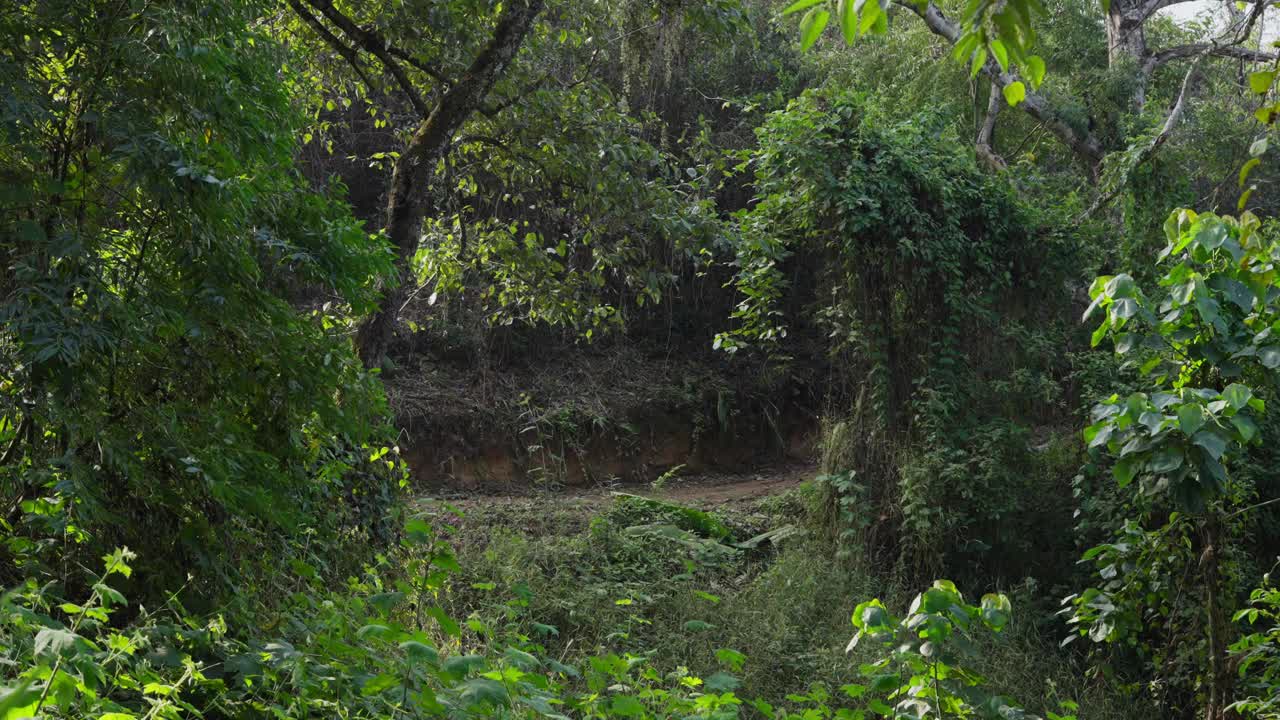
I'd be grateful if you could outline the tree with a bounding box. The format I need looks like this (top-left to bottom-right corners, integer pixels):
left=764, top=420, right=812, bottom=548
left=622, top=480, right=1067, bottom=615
left=788, top=0, right=1275, bottom=177
left=1072, top=209, right=1280, bottom=720
left=286, top=0, right=545, bottom=367
left=0, top=0, right=399, bottom=592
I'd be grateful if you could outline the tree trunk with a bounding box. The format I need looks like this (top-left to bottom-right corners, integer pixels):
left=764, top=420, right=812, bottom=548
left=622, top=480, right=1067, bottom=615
left=1106, top=0, right=1151, bottom=109
left=1201, top=513, right=1234, bottom=720
left=353, top=0, right=544, bottom=368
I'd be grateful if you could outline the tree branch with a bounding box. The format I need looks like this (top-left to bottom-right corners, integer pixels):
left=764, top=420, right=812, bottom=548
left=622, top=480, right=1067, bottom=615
left=285, top=0, right=377, bottom=92
left=1146, top=0, right=1272, bottom=73
left=892, top=0, right=1106, bottom=169
left=975, top=81, right=1006, bottom=171
left=478, top=48, right=601, bottom=118
left=1137, top=0, right=1205, bottom=23
left=1079, top=55, right=1203, bottom=220
left=385, top=45, right=454, bottom=89
left=297, top=0, right=430, bottom=116
left=1147, top=43, right=1275, bottom=71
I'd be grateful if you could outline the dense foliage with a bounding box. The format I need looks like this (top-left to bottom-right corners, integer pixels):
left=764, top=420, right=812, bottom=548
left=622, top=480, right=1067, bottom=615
left=2, top=0, right=1279, bottom=718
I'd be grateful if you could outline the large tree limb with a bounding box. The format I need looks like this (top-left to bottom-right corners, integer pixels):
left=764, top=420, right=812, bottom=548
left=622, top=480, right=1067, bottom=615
left=1146, top=42, right=1275, bottom=71
left=1136, top=0, right=1204, bottom=23
left=893, top=0, right=1106, bottom=169
left=353, top=0, right=545, bottom=367
left=1145, top=0, right=1271, bottom=73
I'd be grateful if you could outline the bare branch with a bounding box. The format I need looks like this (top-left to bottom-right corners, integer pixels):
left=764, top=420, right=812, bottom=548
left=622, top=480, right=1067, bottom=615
left=892, top=0, right=1106, bottom=168
left=1146, top=0, right=1272, bottom=72
left=1148, top=43, right=1275, bottom=71
left=1137, top=0, right=1205, bottom=23
left=975, top=81, right=1006, bottom=171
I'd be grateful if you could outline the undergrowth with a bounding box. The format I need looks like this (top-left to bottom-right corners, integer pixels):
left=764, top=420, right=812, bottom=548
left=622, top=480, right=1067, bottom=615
left=442, top=486, right=1146, bottom=720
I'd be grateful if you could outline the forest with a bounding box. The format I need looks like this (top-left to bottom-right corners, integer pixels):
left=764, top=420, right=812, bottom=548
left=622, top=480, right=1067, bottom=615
left=3, top=0, right=1280, bottom=717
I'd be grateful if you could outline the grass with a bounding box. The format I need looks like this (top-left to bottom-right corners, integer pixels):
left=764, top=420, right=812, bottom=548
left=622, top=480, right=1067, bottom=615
left=428, top=483, right=1148, bottom=719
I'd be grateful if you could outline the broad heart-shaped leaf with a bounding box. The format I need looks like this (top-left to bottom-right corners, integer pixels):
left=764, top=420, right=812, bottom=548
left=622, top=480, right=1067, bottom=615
left=1002, top=81, right=1026, bottom=106
left=1210, top=276, right=1254, bottom=312
left=361, top=673, right=400, bottom=696
left=1112, top=457, right=1138, bottom=488
left=1191, top=430, right=1228, bottom=460
left=1231, top=413, right=1259, bottom=443
left=610, top=694, right=646, bottom=717
left=1148, top=446, right=1184, bottom=473
left=1250, top=70, right=1276, bottom=94
left=1222, top=383, right=1253, bottom=410
left=400, top=640, right=439, bottom=665
left=458, top=678, right=510, bottom=708
left=1177, top=404, right=1206, bottom=436
left=503, top=646, right=541, bottom=670
left=799, top=8, right=830, bottom=50
left=706, top=671, right=742, bottom=691
left=443, top=654, right=487, bottom=679
left=1198, top=453, right=1229, bottom=495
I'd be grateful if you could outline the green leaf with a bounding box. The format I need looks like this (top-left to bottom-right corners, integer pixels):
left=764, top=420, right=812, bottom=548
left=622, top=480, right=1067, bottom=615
left=426, top=606, right=461, bottom=636
left=838, top=0, right=857, bottom=42
left=800, top=8, right=831, bottom=50
left=611, top=695, right=646, bottom=717
left=1240, top=157, right=1261, bottom=188
left=1231, top=414, right=1259, bottom=443
left=1178, top=404, right=1205, bottom=436
left=1222, top=383, right=1253, bottom=410
left=1025, top=55, right=1046, bottom=88
left=1249, top=70, right=1275, bottom=95
left=1002, top=81, right=1027, bottom=106
left=1113, top=457, right=1138, bottom=488
left=34, top=628, right=79, bottom=660
left=361, top=673, right=400, bottom=696
left=989, top=39, right=1009, bottom=72
left=1091, top=322, right=1109, bottom=348
left=859, top=0, right=885, bottom=35
left=443, top=654, right=486, bottom=678
left=706, top=671, right=742, bottom=691
left=0, top=681, right=40, bottom=720
left=783, top=0, right=826, bottom=14
left=1250, top=136, right=1269, bottom=157
left=1192, top=430, right=1228, bottom=460
left=459, top=678, right=509, bottom=707
left=1149, top=446, right=1183, bottom=473
left=400, top=640, right=439, bottom=664
left=970, top=47, right=989, bottom=77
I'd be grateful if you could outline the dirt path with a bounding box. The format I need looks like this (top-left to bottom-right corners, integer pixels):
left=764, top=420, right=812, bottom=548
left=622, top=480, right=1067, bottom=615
left=415, top=461, right=816, bottom=512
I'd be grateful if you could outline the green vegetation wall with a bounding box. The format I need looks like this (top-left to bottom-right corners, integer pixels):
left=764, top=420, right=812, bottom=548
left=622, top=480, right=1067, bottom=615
left=720, top=89, right=1087, bottom=580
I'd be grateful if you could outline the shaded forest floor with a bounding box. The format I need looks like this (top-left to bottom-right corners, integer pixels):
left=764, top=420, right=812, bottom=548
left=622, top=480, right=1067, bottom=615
left=415, top=460, right=815, bottom=508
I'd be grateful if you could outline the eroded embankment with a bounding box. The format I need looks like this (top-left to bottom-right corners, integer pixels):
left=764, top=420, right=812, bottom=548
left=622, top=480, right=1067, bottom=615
left=384, top=345, right=820, bottom=491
